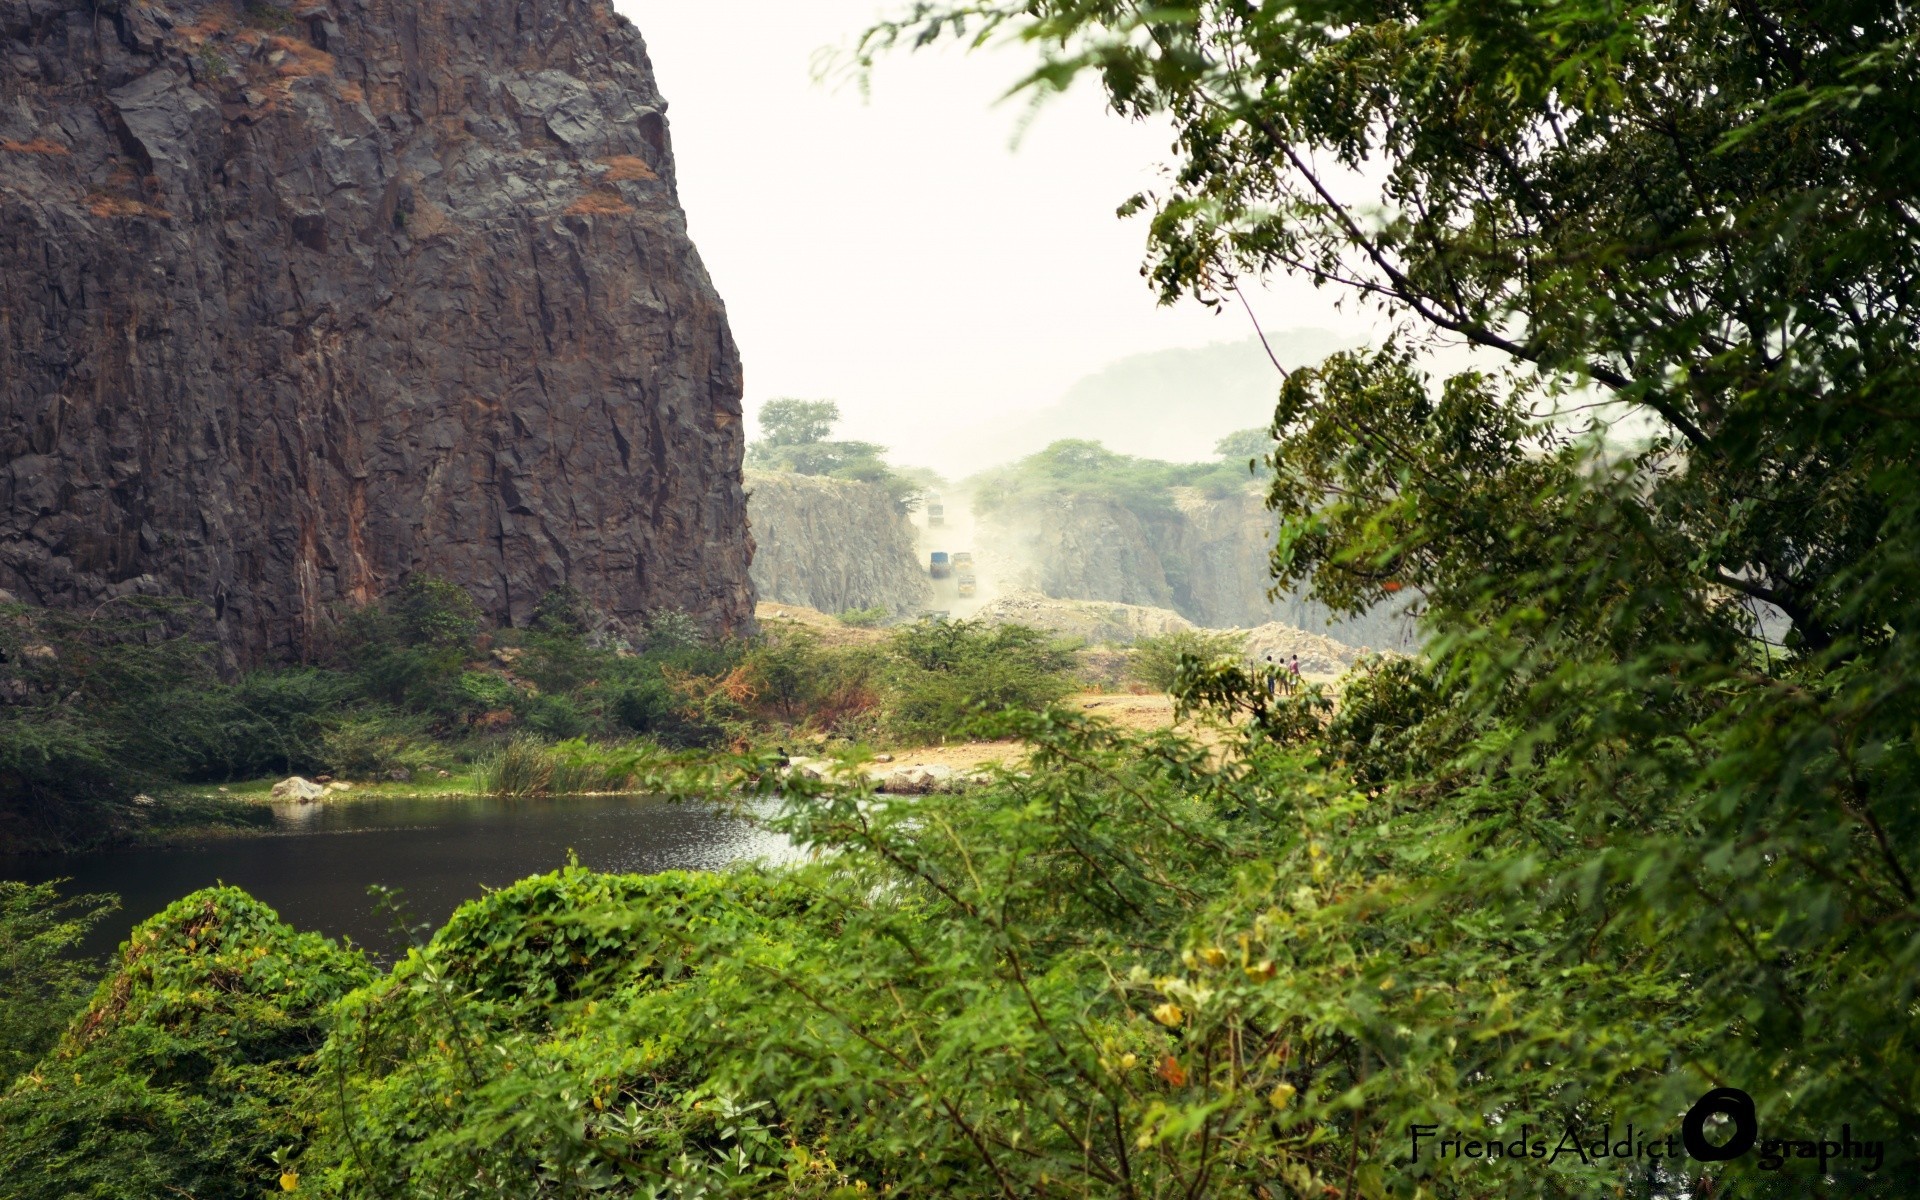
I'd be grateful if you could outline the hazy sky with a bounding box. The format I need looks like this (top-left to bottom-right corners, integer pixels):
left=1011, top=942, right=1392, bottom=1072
left=618, top=0, right=1367, bottom=471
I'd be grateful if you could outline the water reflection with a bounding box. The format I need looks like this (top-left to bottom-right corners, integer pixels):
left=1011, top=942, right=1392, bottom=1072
left=2, top=793, right=797, bottom=959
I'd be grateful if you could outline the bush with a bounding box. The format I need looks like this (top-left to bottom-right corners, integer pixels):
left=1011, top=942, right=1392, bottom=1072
left=0, top=880, right=116, bottom=1085
left=1128, top=628, right=1248, bottom=692
left=836, top=605, right=889, bottom=628
left=740, top=628, right=881, bottom=732
left=319, top=709, right=440, bottom=779
left=519, top=690, right=592, bottom=740
left=0, top=888, right=370, bottom=1200
left=882, top=619, right=1075, bottom=741
left=147, top=668, right=354, bottom=781
left=478, top=735, right=657, bottom=797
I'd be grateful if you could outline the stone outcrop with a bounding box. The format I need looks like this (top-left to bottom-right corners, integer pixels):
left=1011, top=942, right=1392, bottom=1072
left=746, top=470, right=929, bottom=616
left=0, top=0, right=752, bottom=663
left=976, top=487, right=1417, bottom=650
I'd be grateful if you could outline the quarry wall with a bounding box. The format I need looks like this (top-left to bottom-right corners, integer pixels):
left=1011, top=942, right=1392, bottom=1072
left=0, top=0, right=753, bottom=662
left=977, top=487, right=1417, bottom=650
left=746, top=471, right=930, bottom=617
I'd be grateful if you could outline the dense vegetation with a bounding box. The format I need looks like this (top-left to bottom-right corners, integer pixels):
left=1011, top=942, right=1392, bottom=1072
left=3, top=0, right=1915, bottom=1196
left=0, top=582, right=1082, bottom=852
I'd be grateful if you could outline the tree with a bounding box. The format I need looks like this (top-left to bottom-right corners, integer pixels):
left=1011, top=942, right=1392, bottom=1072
left=856, top=1, right=1920, bottom=1189
left=755, top=398, right=840, bottom=448
left=1211, top=426, right=1271, bottom=465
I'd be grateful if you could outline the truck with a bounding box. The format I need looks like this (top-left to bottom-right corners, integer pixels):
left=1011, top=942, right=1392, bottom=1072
left=927, top=502, right=946, bottom=527
left=929, top=551, right=951, bottom=580
left=957, top=572, right=977, bottom=598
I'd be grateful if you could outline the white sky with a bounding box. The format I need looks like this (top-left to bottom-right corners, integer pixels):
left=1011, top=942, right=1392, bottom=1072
left=617, top=0, right=1367, bottom=470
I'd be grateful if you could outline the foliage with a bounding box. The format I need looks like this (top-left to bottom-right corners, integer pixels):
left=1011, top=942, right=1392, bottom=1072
left=882, top=618, right=1075, bottom=740
left=748, top=399, right=922, bottom=512
left=319, top=709, right=444, bottom=780
left=754, top=399, right=840, bottom=448
left=738, top=627, right=881, bottom=733
left=477, top=735, right=663, bottom=798
left=0, top=881, right=116, bottom=1086
left=1127, top=627, right=1248, bottom=692
left=967, top=438, right=1256, bottom=522
left=0, top=888, right=371, bottom=1200
left=0, top=598, right=215, bottom=849
left=851, top=0, right=1920, bottom=1191
left=306, top=867, right=818, bottom=1199
left=834, top=605, right=889, bottom=629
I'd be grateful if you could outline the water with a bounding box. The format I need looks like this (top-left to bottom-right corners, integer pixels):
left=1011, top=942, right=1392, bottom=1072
left=1, top=794, right=796, bottom=959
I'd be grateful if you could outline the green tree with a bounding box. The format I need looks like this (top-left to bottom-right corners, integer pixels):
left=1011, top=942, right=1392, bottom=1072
left=1211, top=426, right=1271, bottom=466
left=0, top=881, right=116, bottom=1085
left=756, top=398, right=840, bottom=448
left=854, top=0, right=1920, bottom=1190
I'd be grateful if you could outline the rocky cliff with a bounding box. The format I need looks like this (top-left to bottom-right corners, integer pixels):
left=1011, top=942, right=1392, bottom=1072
left=0, top=0, right=752, bottom=663
left=746, top=471, right=929, bottom=617
left=978, top=487, right=1417, bottom=650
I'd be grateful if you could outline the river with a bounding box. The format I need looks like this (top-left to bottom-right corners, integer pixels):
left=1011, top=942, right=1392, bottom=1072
left=1, top=793, right=798, bottom=959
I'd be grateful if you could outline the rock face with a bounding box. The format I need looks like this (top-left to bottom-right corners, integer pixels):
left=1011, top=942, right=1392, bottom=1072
left=977, top=487, right=1417, bottom=650
left=0, top=0, right=753, bottom=663
left=746, top=470, right=929, bottom=616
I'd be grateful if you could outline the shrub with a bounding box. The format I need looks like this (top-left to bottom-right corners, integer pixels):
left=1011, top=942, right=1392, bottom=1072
left=0, top=880, right=116, bottom=1085
left=743, top=631, right=882, bottom=734
left=0, top=888, right=370, bottom=1200
left=882, top=619, right=1075, bottom=741
left=307, top=868, right=813, bottom=1197
left=1127, top=628, right=1248, bottom=692
left=519, top=690, right=592, bottom=740
left=836, top=605, right=889, bottom=628
left=478, top=736, right=656, bottom=797
left=318, top=709, right=439, bottom=779
left=146, top=668, right=353, bottom=781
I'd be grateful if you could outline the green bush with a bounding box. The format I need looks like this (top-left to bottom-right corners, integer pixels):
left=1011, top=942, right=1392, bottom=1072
left=836, top=605, right=889, bottom=628
left=0, top=888, right=370, bottom=1200
left=1127, top=628, right=1249, bottom=692
left=477, top=735, right=656, bottom=797
left=0, top=881, right=116, bottom=1085
left=519, top=690, right=592, bottom=740
left=318, top=709, right=440, bottom=779
left=882, top=619, right=1075, bottom=740
left=145, top=668, right=354, bottom=781
left=307, top=868, right=813, bottom=1197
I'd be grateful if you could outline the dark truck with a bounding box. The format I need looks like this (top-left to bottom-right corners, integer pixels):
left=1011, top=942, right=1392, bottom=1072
left=929, top=551, right=952, bottom=580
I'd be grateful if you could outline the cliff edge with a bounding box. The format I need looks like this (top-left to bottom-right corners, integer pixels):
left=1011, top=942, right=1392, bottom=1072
left=0, top=0, right=752, bottom=662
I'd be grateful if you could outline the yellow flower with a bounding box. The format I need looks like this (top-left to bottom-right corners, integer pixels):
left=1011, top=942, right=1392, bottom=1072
left=1151, top=1002, right=1184, bottom=1028
left=1118, top=1052, right=1138, bottom=1070
left=1269, top=1083, right=1296, bottom=1110
left=1200, top=947, right=1228, bottom=968
left=280, top=1170, right=300, bottom=1191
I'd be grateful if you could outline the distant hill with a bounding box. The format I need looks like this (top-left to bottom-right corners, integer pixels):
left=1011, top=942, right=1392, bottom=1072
left=939, top=329, right=1361, bottom=475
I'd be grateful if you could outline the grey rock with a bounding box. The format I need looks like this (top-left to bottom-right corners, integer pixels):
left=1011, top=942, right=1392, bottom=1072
left=747, top=471, right=929, bottom=616
left=0, top=0, right=754, bottom=666
left=977, top=487, right=1419, bottom=651
left=877, top=764, right=952, bottom=795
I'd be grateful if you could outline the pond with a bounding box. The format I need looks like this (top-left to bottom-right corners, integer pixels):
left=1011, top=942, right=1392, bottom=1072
left=1, top=793, right=798, bottom=959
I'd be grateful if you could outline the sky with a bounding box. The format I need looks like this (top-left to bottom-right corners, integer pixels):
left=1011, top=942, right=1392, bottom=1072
left=617, top=0, right=1369, bottom=472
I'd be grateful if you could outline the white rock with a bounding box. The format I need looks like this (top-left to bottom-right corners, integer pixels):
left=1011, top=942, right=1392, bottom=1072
left=270, top=776, right=327, bottom=802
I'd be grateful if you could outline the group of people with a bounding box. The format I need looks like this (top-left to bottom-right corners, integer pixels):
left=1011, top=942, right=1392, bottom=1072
left=1265, top=653, right=1303, bottom=697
